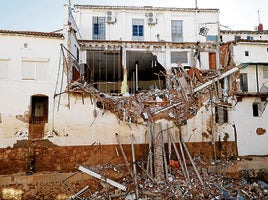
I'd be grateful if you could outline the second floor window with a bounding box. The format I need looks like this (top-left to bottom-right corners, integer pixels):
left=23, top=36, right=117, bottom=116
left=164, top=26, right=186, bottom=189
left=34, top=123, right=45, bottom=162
left=93, top=17, right=105, bottom=40
left=240, top=73, right=248, bottom=92
left=171, top=20, right=183, bottom=42
left=132, top=19, right=144, bottom=41
left=22, top=60, right=48, bottom=81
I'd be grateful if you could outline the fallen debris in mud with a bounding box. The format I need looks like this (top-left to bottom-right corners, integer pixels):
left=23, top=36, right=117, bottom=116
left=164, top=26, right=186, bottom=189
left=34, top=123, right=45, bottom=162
left=62, top=130, right=267, bottom=200
left=63, top=159, right=268, bottom=199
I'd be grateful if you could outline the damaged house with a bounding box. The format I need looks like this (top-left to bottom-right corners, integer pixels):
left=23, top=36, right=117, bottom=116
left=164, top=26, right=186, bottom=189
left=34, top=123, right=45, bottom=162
left=0, top=2, right=268, bottom=199
left=220, top=28, right=268, bottom=156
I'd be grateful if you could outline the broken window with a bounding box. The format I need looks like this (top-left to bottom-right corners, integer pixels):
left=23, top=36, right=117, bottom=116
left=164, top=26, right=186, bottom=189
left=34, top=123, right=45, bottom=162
left=127, top=51, right=166, bottom=93
left=92, top=17, right=105, bottom=40
left=22, top=60, right=48, bottom=81
left=132, top=19, right=144, bottom=41
left=215, top=106, right=228, bottom=123
left=240, top=73, right=248, bottom=92
left=171, top=20, right=183, bottom=42
left=0, top=59, right=8, bottom=79
left=245, top=51, right=249, bottom=56
left=87, top=50, right=122, bottom=93
left=171, top=52, right=188, bottom=64
left=30, top=95, right=48, bottom=123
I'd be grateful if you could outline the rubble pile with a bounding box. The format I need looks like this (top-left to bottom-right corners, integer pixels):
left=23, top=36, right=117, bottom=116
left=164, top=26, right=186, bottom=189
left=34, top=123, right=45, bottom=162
left=64, top=159, right=268, bottom=200
left=68, top=66, right=226, bottom=126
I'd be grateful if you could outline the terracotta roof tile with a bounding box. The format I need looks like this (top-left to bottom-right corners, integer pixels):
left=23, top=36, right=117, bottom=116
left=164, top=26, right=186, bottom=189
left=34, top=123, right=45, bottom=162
left=0, top=30, right=63, bottom=38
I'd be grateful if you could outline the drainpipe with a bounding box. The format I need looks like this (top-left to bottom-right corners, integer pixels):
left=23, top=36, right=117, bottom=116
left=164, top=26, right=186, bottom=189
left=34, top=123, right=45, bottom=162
left=256, top=64, right=260, bottom=93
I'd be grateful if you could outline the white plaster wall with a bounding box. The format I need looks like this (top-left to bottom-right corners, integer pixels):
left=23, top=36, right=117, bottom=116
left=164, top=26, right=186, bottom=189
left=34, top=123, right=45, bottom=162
left=0, top=34, right=63, bottom=147
left=233, top=97, right=268, bottom=156
left=221, top=33, right=268, bottom=43
left=233, top=44, right=268, bottom=64
left=49, top=94, right=236, bottom=146
left=239, top=66, right=259, bottom=93
left=73, top=7, right=219, bottom=43
left=181, top=104, right=235, bottom=143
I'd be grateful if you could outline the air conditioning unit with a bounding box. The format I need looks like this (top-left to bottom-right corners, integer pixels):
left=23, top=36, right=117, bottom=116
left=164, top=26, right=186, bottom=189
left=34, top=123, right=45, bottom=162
left=199, top=27, right=209, bottom=36
left=106, top=10, right=116, bottom=24
left=147, top=12, right=157, bottom=25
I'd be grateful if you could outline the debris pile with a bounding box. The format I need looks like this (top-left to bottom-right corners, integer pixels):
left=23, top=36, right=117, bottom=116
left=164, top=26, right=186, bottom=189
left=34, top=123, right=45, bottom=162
left=63, top=158, right=268, bottom=199
left=67, top=66, right=235, bottom=126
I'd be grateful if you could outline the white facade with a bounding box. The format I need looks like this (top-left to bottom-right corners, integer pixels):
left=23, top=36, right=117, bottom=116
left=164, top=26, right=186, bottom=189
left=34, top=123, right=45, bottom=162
left=221, top=31, right=268, bottom=156
left=220, top=30, right=268, bottom=43
left=0, top=4, right=239, bottom=161
left=0, top=31, right=63, bottom=147
left=73, top=5, right=220, bottom=70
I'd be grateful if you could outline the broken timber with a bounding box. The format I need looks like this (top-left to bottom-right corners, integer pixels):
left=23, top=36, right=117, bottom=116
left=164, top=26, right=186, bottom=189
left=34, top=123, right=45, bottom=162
left=193, top=67, right=239, bottom=92
left=78, top=166, right=127, bottom=191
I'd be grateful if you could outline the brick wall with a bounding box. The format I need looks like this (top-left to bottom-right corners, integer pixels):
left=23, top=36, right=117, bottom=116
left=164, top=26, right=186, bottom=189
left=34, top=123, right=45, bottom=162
left=0, top=140, right=236, bottom=175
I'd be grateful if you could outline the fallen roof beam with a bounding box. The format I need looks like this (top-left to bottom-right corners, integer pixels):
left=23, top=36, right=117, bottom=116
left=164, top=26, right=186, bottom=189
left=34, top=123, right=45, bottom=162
left=193, top=67, right=239, bottom=93
left=78, top=166, right=127, bottom=191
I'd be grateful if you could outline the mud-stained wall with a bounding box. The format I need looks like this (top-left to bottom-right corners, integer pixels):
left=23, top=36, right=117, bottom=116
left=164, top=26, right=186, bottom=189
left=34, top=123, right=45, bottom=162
left=0, top=140, right=236, bottom=175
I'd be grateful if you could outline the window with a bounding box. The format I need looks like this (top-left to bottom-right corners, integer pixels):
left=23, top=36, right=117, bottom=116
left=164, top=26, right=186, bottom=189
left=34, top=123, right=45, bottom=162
left=234, top=35, right=241, bottom=40
left=22, top=60, right=48, bottom=80
left=245, top=51, right=249, bottom=56
left=264, top=67, right=268, bottom=79
left=252, top=102, right=261, bottom=117
left=132, top=19, right=144, bottom=41
left=0, top=59, right=8, bottom=79
left=247, top=36, right=253, bottom=40
left=171, top=20, right=183, bottom=42
left=240, top=73, right=248, bottom=92
left=171, top=52, right=188, bottom=63
left=206, top=35, right=218, bottom=42
left=215, top=106, right=228, bottom=123
left=30, top=95, right=48, bottom=123
left=93, top=17, right=105, bottom=40
left=267, top=48, right=268, bottom=52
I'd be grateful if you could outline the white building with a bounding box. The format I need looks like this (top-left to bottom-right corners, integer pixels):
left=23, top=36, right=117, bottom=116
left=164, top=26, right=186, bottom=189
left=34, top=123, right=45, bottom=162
left=0, top=30, right=64, bottom=147
left=0, top=4, right=241, bottom=161
left=220, top=30, right=268, bottom=156
left=71, top=4, right=221, bottom=94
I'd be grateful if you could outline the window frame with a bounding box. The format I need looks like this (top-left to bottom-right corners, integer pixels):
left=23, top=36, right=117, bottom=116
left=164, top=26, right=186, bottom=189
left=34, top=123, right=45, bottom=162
left=171, top=20, right=183, bottom=42
left=132, top=19, right=144, bottom=41
left=92, top=16, right=106, bottom=40
left=240, top=73, right=248, bottom=92
left=22, top=60, right=48, bottom=81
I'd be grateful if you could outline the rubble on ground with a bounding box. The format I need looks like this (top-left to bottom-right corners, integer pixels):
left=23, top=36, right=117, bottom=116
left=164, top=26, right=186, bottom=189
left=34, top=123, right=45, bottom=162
left=63, top=158, right=268, bottom=200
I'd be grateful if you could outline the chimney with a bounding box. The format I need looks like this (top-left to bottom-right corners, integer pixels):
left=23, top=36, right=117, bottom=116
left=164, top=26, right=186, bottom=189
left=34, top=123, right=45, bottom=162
left=258, top=23, right=263, bottom=31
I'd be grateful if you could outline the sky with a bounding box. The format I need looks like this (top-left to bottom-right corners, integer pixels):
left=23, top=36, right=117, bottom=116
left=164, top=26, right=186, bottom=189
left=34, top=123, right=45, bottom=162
left=0, top=0, right=268, bottom=32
